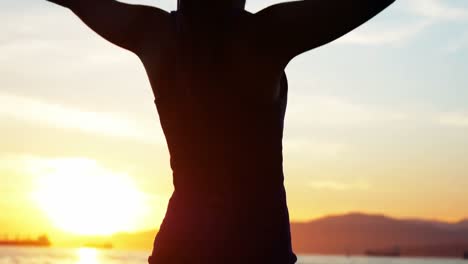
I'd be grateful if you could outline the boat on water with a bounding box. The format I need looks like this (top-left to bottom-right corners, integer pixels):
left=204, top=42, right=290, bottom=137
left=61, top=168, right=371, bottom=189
left=463, top=251, right=468, bottom=259
left=0, top=235, right=51, bottom=247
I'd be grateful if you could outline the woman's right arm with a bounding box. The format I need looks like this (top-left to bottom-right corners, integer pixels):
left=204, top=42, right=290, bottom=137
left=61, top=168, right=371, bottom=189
left=46, top=0, right=168, bottom=53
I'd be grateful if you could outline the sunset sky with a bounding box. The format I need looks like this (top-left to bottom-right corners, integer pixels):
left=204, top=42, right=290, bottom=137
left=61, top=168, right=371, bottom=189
left=1, top=0, right=468, bottom=240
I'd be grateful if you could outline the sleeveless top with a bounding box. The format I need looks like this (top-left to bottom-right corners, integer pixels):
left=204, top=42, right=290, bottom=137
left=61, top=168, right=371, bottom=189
left=149, top=10, right=297, bottom=264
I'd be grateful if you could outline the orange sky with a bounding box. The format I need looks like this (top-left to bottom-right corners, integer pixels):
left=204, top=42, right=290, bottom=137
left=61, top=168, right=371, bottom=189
left=1, top=0, right=468, bottom=240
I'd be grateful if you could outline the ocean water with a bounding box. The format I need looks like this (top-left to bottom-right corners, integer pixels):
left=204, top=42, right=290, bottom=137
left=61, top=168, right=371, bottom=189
left=0, top=247, right=466, bottom=264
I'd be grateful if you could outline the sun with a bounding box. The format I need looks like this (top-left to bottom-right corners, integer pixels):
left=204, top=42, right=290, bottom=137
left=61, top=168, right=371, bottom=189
left=33, top=158, right=148, bottom=236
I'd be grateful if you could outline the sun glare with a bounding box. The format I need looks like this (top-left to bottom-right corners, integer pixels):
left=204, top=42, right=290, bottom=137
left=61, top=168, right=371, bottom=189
left=33, top=158, right=147, bottom=236
left=77, top=248, right=100, bottom=264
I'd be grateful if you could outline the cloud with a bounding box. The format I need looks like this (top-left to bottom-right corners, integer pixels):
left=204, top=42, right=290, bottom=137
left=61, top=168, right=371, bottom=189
left=339, top=21, right=431, bottom=46
left=308, top=180, right=370, bottom=191
left=407, top=0, right=468, bottom=21
left=0, top=93, right=161, bottom=144
left=288, top=95, right=408, bottom=126
left=294, top=101, right=468, bottom=129
left=437, top=112, right=468, bottom=127
left=339, top=0, right=468, bottom=46
left=288, top=94, right=468, bottom=131
left=445, top=31, right=468, bottom=53
left=284, top=139, right=346, bottom=158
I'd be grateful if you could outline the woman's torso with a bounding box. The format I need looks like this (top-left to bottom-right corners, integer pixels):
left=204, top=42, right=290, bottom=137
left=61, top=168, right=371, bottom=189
left=140, top=10, right=296, bottom=263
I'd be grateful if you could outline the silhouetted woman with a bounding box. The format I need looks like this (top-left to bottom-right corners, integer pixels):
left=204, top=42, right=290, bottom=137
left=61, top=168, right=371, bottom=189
left=46, top=0, right=396, bottom=263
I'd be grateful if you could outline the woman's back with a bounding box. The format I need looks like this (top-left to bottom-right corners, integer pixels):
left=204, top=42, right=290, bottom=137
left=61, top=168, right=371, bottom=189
left=148, top=12, right=296, bottom=262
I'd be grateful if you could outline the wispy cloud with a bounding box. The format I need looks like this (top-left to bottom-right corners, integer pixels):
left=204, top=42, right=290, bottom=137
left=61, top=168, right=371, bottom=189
left=339, top=0, right=468, bottom=46
left=339, top=21, right=430, bottom=46
left=288, top=95, right=408, bottom=126
left=308, top=180, right=371, bottom=191
left=0, top=93, right=161, bottom=143
left=284, top=139, right=346, bottom=158
left=445, top=31, right=468, bottom=53
left=437, top=112, right=468, bottom=127
left=407, top=0, right=468, bottom=21
left=289, top=94, right=468, bottom=131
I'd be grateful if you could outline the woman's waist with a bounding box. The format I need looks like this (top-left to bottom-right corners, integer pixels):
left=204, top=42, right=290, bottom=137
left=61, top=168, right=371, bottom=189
left=171, top=166, right=285, bottom=197
left=169, top=181, right=287, bottom=208
left=168, top=143, right=284, bottom=172
left=161, top=189, right=290, bottom=232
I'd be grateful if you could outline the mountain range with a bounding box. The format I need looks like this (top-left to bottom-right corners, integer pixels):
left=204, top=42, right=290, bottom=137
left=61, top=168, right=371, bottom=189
left=81, top=213, right=468, bottom=258
left=291, top=213, right=468, bottom=257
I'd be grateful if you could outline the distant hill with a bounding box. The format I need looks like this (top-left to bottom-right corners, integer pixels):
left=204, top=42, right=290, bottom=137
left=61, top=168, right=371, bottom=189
left=291, top=212, right=468, bottom=257
left=94, top=213, right=468, bottom=258
left=456, top=219, right=468, bottom=229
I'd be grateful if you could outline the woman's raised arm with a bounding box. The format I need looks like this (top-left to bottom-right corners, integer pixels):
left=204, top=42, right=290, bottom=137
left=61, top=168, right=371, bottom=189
left=255, top=0, right=396, bottom=61
left=47, top=0, right=168, bottom=53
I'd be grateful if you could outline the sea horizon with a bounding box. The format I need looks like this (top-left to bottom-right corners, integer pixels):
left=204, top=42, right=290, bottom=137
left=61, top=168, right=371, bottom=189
left=1, top=246, right=467, bottom=264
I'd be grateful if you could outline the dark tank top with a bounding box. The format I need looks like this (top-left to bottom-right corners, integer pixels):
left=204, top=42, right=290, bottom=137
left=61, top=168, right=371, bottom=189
left=149, top=10, right=297, bottom=264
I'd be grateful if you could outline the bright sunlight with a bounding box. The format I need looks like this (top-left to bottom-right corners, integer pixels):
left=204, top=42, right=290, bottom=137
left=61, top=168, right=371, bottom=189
left=33, top=158, right=147, bottom=235
left=76, top=248, right=99, bottom=264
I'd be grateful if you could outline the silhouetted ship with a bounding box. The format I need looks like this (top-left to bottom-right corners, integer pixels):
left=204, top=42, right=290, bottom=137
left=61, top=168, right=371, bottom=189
left=365, top=247, right=400, bottom=257
left=0, top=235, right=51, bottom=247
left=463, top=251, right=468, bottom=259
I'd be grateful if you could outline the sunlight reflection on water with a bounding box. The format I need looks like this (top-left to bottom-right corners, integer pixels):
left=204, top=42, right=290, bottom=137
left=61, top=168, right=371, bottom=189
left=76, top=248, right=99, bottom=264
left=0, top=247, right=467, bottom=264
